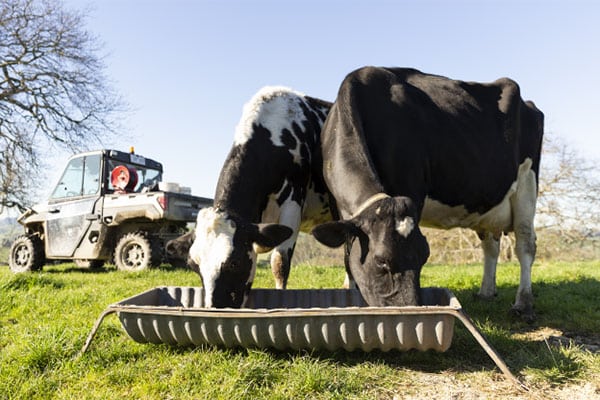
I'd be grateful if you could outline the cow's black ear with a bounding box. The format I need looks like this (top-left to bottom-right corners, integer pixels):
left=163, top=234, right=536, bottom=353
left=252, top=223, right=293, bottom=248
left=311, top=221, right=356, bottom=248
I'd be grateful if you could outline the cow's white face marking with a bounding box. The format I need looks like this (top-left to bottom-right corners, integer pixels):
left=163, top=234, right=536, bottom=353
left=396, top=216, right=414, bottom=238
left=233, top=86, right=310, bottom=165
left=189, top=207, right=236, bottom=308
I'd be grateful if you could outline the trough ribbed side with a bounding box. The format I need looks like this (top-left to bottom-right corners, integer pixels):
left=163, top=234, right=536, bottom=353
left=116, top=287, right=457, bottom=352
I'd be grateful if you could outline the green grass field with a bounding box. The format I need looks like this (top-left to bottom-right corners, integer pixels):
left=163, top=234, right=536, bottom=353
left=1, top=261, right=599, bottom=399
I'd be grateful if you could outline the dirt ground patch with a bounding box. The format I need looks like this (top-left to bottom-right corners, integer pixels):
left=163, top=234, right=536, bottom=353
left=386, top=327, right=600, bottom=399
left=389, top=370, right=599, bottom=400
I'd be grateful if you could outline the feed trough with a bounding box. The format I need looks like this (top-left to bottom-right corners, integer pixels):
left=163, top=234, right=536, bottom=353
left=80, top=286, right=524, bottom=389
left=104, top=287, right=455, bottom=352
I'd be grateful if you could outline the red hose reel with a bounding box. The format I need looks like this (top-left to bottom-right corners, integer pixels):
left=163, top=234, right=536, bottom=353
left=110, top=165, right=138, bottom=193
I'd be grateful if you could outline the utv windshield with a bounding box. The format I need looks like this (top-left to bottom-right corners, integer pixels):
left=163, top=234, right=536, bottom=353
left=51, top=154, right=101, bottom=199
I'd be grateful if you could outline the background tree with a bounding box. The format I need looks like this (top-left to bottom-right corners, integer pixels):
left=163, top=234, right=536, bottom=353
left=536, top=134, right=600, bottom=231
left=0, top=0, right=124, bottom=213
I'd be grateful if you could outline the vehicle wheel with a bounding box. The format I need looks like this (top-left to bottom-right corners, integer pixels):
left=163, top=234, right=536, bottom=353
left=113, top=231, right=161, bottom=271
left=74, top=259, right=105, bottom=269
left=9, top=235, right=45, bottom=273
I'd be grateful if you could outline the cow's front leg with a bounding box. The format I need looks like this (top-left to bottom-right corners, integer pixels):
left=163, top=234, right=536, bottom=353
left=271, top=245, right=294, bottom=289
left=270, top=201, right=301, bottom=289
left=342, top=239, right=357, bottom=289
left=478, top=231, right=500, bottom=299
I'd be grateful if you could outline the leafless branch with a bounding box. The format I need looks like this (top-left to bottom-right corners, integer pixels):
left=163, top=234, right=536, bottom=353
left=1, top=0, right=127, bottom=210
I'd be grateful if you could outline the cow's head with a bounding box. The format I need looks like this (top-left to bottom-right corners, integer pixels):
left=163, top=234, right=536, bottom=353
left=311, top=196, right=429, bottom=307
left=167, top=207, right=292, bottom=308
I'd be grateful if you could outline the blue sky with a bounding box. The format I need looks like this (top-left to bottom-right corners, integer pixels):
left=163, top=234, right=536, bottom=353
left=54, top=0, right=600, bottom=199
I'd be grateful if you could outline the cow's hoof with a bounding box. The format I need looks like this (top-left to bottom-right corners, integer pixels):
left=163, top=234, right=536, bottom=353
left=474, top=292, right=497, bottom=301
left=509, top=305, right=536, bottom=324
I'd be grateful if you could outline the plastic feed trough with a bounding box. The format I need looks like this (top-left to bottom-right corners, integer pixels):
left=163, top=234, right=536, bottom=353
left=113, top=287, right=457, bottom=352
left=81, top=286, right=524, bottom=389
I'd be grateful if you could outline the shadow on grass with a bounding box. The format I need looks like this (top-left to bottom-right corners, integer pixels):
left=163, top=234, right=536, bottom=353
left=1, top=272, right=66, bottom=290
left=41, top=263, right=187, bottom=274
left=448, top=278, right=600, bottom=334
left=43, top=266, right=111, bottom=274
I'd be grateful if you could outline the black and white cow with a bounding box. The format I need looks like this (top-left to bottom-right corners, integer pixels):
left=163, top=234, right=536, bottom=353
left=312, top=67, right=544, bottom=322
left=167, top=86, right=332, bottom=308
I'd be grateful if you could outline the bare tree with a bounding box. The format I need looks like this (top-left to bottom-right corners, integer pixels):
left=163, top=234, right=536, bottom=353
left=0, top=0, right=125, bottom=212
left=536, top=133, right=600, bottom=241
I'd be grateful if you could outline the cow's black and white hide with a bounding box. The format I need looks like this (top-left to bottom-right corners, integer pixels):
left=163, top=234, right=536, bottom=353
left=312, top=67, right=544, bottom=322
left=167, top=86, right=332, bottom=308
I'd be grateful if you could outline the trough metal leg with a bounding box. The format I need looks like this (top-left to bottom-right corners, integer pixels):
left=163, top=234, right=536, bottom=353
left=78, top=309, right=116, bottom=356
left=452, top=309, right=529, bottom=391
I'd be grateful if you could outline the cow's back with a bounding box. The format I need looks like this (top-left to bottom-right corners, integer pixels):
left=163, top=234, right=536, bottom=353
left=322, top=66, right=544, bottom=227
left=215, top=87, right=332, bottom=225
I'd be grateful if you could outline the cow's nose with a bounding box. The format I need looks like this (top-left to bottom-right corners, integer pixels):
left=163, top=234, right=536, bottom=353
left=374, top=256, right=391, bottom=272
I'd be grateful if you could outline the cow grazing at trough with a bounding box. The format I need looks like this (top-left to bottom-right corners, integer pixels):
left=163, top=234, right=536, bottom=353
left=312, top=67, right=544, bottom=322
left=167, top=86, right=332, bottom=308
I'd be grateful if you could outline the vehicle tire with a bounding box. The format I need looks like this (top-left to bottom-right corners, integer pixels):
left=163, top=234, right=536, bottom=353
left=74, top=259, right=105, bottom=269
left=113, top=231, right=161, bottom=271
left=9, top=235, right=45, bottom=273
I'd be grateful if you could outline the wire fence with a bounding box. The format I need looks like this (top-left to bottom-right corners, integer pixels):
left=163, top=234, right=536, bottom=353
left=291, top=227, right=600, bottom=267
